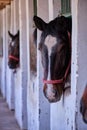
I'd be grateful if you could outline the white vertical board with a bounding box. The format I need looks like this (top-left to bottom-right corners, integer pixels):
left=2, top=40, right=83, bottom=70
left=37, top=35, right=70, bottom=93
left=71, top=0, right=78, bottom=129
left=48, top=0, right=54, bottom=21
left=37, top=0, right=50, bottom=130
left=48, top=1, right=66, bottom=130
left=1, top=9, right=6, bottom=98
left=26, top=0, right=39, bottom=129
left=53, top=0, right=61, bottom=18
left=73, top=0, right=87, bottom=129
left=19, top=0, right=28, bottom=129
left=6, top=1, right=15, bottom=110
left=13, top=0, right=22, bottom=127
left=5, top=5, right=12, bottom=103
left=0, top=11, right=3, bottom=90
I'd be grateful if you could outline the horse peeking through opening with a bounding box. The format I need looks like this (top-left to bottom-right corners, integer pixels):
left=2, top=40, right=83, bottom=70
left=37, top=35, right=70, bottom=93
left=33, top=15, right=72, bottom=103
left=8, top=30, right=19, bottom=69
left=80, top=85, right=87, bottom=123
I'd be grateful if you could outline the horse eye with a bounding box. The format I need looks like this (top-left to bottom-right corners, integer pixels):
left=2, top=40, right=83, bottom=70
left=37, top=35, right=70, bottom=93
left=51, top=52, right=56, bottom=57
left=41, top=49, right=48, bottom=69
left=38, top=43, right=43, bottom=51
left=44, top=49, right=48, bottom=55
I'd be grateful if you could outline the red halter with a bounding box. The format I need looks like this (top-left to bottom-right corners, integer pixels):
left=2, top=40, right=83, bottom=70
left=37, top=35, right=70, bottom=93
left=9, top=55, right=19, bottom=61
left=43, top=59, right=71, bottom=84
left=43, top=31, right=71, bottom=84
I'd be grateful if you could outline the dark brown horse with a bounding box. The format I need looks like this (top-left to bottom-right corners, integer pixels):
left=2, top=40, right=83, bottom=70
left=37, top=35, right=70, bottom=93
left=33, top=15, right=72, bottom=103
left=80, top=85, right=87, bottom=123
left=8, top=30, right=19, bottom=69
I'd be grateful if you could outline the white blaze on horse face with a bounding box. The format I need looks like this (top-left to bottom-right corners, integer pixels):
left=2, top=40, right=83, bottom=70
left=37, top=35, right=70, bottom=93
left=44, top=35, right=57, bottom=80
left=11, top=41, right=15, bottom=46
left=44, top=35, right=57, bottom=55
left=44, top=35, right=58, bottom=101
left=46, top=85, right=56, bottom=100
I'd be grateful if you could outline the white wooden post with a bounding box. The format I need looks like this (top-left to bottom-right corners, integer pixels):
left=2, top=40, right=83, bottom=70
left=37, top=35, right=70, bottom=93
left=48, top=0, right=65, bottom=130
left=10, top=1, right=15, bottom=33
left=72, top=0, right=87, bottom=129
left=12, top=0, right=22, bottom=127
left=14, top=0, right=19, bottom=33
left=37, top=0, right=50, bottom=130
left=5, top=5, right=11, bottom=102
left=6, top=1, right=15, bottom=110
left=26, top=0, right=39, bottom=130
left=18, top=0, right=28, bottom=129
left=1, top=9, right=6, bottom=98
left=0, top=11, right=3, bottom=90
left=48, top=0, right=54, bottom=20
left=53, top=0, right=61, bottom=18
left=70, top=0, right=78, bottom=129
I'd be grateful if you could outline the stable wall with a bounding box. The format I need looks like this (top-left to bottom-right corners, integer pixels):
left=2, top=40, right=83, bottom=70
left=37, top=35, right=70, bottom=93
left=6, top=4, right=15, bottom=109
left=75, top=0, right=87, bottom=129
left=18, top=0, right=28, bottom=129
left=1, top=9, right=6, bottom=98
left=37, top=0, right=50, bottom=130
left=0, top=0, right=87, bottom=130
left=27, top=0, right=39, bottom=129
left=12, top=0, right=23, bottom=127
left=0, top=0, right=28, bottom=129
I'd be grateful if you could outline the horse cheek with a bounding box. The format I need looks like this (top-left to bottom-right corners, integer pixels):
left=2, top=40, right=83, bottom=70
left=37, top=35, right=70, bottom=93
left=57, top=84, right=63, bottom=96
left=43, top=84, right=47, bottom=97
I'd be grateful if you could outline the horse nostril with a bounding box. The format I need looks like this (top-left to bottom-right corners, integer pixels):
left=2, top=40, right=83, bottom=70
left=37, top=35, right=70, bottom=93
left=55, top=91, right=58, bottom=97
left=53, top=89, right=57, bottom=97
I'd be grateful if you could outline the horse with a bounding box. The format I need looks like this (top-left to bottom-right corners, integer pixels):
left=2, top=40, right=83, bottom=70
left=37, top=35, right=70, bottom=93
left=80, top=85, right=87, bottom=123
left=8, top=30, right=19, bottom=69
left=33, top=15, right=72, bottom=103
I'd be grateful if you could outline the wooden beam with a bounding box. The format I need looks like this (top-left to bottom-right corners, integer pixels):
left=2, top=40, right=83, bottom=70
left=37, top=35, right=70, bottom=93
left=0, top=0, right=11, bottom=1
left=0, top=0, right=13, bottom=10
left=0, top=0, right=13, bottom=5
left=0, top=0, right=11, bottom=4
left=0, top=4, right=5, bottom=10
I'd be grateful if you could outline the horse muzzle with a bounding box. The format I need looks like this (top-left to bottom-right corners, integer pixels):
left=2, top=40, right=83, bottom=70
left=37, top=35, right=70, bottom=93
left=43, top=83, right=63, bottom=103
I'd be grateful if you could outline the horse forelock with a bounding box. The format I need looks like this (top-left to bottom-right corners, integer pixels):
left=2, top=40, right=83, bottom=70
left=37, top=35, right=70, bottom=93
left=44, top=35, right=57, bottom=56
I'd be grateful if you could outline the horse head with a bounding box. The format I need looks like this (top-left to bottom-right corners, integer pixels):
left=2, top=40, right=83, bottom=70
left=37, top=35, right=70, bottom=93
left=80, top=85, right=87, bottom=123
left=33, top=16, right=71, bottom=102
left=8, top=30, right=19, bottom=69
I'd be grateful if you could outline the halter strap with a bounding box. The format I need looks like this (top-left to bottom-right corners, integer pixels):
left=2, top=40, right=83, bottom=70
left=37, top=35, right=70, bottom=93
left=43, top=31, right=71, bottom=85
left=43, top=59, right=71, bottom=84
left=9, top=55, right=19, bottom=61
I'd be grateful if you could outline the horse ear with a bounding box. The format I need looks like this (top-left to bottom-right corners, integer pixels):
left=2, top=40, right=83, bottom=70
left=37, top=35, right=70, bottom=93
left=16, top=30, right=19, bottom=36
left=33, top=16, right=47, bottom=31
left=66, top=16, right=72, bottom=33
left=17, top=30, right=19, bottom=35
left=8, top=31, right=14, bottom=38
left=14, top=30, right=19, bottom=38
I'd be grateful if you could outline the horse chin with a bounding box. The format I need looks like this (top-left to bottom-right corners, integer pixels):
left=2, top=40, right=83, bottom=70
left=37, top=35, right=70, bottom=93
left=48, top=96, right=61, bottom=103
left=8, top=60, right=19, bottom=69
left=9, top=65, right=16, bottom=69
left=80, top=98, right=87, bottom=124
left=8, top=63, right=17, bottom=69
left=43, top=84, right=63, bottom=103
left=83, top=110, right=87, bottom=124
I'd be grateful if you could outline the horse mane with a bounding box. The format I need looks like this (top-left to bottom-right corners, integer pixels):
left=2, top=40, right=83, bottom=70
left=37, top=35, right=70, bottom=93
left=30, top=28, right=37, bottom=73
left=33, top=28, right=37, bottom=46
